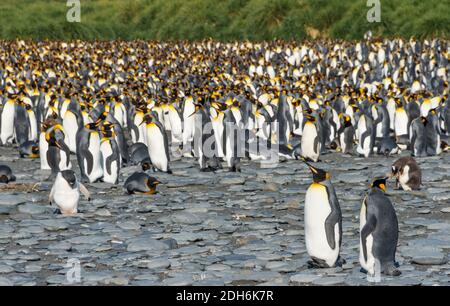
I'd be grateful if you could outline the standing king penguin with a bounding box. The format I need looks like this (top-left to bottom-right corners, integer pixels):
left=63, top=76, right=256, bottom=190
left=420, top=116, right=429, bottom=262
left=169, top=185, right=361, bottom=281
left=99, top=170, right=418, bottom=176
left=302, top=160, right=344, bottom=268
left=360, top=178, right=401, bottom=276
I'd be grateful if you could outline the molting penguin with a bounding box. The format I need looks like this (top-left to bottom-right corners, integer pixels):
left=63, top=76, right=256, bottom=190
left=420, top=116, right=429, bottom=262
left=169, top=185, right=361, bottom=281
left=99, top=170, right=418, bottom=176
left=123, top=172, right=161, bottom=195
left=302, top=160, right=344, bottom=268
left=387, top=156, right=422, bottom=191
left=360, top=178, right=400, bottom=277
left=49, top=170, right=90, bottom=216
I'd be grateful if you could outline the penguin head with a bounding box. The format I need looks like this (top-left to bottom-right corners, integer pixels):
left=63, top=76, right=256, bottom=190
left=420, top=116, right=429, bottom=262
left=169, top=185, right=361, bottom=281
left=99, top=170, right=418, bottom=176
left=85, top=122, right=99, bottom=131
left=301, top=159, right=330, bottom=183
left=146, top=176, right=162, bottom=194
left=61, top=170, right=77, bottom=189
left=101, top=122, right=116, bottom=138
left=371, top=177, right=387, bottom=192
left=141, top=113, right=155, bottom=125
left=305, top=114, right=316, bottom=123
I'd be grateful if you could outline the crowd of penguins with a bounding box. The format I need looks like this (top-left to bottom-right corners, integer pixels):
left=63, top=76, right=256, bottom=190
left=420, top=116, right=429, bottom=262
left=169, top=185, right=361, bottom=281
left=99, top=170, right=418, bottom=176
left=0, top=36, right=449, bottom=278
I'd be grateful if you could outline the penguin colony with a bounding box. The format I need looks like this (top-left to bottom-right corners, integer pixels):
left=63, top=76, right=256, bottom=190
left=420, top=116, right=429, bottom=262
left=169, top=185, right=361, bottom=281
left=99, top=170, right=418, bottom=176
left=0, top=38, right=448, bottom=278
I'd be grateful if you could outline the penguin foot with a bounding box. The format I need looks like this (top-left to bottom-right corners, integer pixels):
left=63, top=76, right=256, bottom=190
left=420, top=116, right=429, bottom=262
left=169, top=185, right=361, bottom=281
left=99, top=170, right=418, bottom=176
left=307, top=257, right=330, bottom=269
left=385, top=266, right=401, bottom=276
left=334, top=256, right=346, bottom=267
left=359, top=267, right=368, bottom=274
left=53, top=208, right=61, bottom=215
left=166, top=169, right=173, bottom=174
left=200, top=167, right=215, bottom=172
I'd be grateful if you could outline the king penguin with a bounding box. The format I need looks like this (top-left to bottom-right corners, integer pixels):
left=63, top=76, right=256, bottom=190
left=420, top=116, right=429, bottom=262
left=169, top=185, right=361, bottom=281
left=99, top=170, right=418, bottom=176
left=100, top=122, right=121, bottom=184
left=123, top=172, right=161, bottom=195
left=360, top=178, right=401, bottom=276
left=76, top=122, right=104, bottom=183
left=142, top=114, right=172, bottom=173
left=301, top=114, right=321, bottom=162
left=302, top=160, right=344, bottom=268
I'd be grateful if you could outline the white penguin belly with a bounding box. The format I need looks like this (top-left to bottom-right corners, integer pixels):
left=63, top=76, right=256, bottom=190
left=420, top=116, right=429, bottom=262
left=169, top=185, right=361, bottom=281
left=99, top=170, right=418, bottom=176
left=52, top=178, right=79, bottom=215
left=301, top=123, right=320, bottom=161
left=59, top=149, right=72, bottom=171
left=39, top=132, right=51, bottom=170
left=63, top=112, right=78, bottom=153
left=183, top=111, right=195, bottom=146
left=87, top=132, right=103, bottom=182
left=359, top=203, right=375, bottom=275
left=305, top=184, right=339, bottom=267
left=28, top=112, right=38, bottom=141
left=100, top=141, right=118, bottom=184
left=1, top=102, right=15, bottom=144
left=147, top=125, right=168, bottom=171
left=169, top=109, right=183, bottom=143
left=212, top=119, right=224, bottom=158
left=340, top=132, right=346, bottom=153
left=394, top=110, right=408, bottom=136
left=357, top=117, right=370, bottom=157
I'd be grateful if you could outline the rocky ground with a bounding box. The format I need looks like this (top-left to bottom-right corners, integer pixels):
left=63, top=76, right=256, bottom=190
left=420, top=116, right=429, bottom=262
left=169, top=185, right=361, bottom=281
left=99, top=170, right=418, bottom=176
left=0, top=146, right=449, bottom=286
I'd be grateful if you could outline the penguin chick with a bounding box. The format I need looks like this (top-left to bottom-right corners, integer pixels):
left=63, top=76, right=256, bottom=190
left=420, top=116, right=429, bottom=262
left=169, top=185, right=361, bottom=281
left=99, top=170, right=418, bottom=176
left=49, top=170, right=90, bottom=216
left=387, top=156, right=422, bottom=190
left=123, top=172, right=161, bottom=195
left=0, top=165, right=16, bottom=184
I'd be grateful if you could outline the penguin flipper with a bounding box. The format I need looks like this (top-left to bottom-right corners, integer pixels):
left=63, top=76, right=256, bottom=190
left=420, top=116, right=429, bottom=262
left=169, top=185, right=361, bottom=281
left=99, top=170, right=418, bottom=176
left=361, top=215, right=377, bottom=263
left=82, top=148, right=94, bottom=175
left=324, top=212, right=339, bottom=250
left=105, top=155, right=113, bottom=175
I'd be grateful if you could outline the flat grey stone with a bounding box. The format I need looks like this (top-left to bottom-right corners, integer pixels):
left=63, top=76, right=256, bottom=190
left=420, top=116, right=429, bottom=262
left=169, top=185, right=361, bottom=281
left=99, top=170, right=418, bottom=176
left=0, top=277, right=13, bottom=286
left=147, top=258, right=171, bottom=269
left=0, top=265, right=14, bottom=274
left=171, top=212, right=203, bottom=225
left=126, top=237, right=169, bottom=252
left=290, top=273, right=321, bottom=284
left=18, top=204, right=46, bottom=214
left=219, top=177, right=246, bottom=185
left=0, top=195, right=26, bottom=206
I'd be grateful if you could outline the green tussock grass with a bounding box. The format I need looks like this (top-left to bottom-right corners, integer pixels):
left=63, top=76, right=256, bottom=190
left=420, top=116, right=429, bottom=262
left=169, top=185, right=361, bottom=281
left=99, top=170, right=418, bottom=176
left=0, top=0, right=448, bottom=40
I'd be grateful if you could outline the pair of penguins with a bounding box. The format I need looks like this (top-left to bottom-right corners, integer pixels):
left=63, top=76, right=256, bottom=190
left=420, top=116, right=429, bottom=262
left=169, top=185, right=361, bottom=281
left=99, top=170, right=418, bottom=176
left=301, top=158, right=401, bottom=277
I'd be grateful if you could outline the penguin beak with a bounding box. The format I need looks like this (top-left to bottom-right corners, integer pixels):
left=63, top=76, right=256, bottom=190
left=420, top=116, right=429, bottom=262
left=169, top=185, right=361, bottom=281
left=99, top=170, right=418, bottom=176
left=300, top=158, right=318, bottom=174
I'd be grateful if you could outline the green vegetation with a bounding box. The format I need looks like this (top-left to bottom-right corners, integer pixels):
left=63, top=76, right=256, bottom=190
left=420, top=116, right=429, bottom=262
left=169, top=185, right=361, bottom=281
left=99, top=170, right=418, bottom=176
left=0, top=0, right=448, bottom=40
